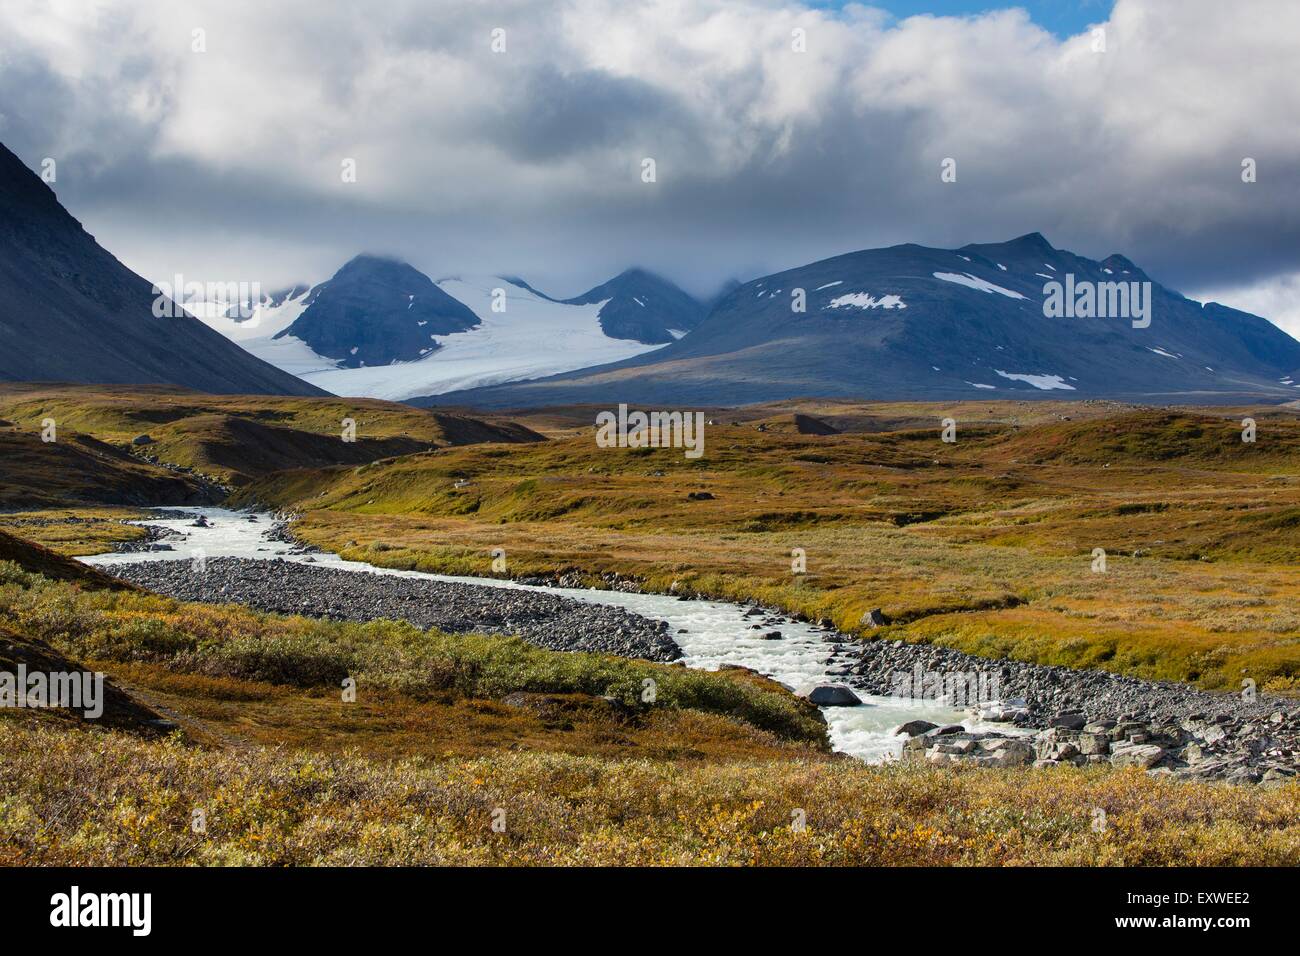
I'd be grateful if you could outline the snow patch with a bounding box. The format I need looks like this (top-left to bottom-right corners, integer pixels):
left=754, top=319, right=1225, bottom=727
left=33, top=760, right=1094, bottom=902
left=932, top=272, right=1026, bottom=300
left=825, top=292, right=907, bottom=311
left=994, top=370, right=1076, bottom=391
left=815, top=281, right=843, bottom=291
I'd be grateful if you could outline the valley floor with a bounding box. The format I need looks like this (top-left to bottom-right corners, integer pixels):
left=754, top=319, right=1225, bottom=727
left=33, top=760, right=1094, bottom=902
left=3, top=388, right=1300, bottom=865
left=238, top=399, right=1300, bottom=695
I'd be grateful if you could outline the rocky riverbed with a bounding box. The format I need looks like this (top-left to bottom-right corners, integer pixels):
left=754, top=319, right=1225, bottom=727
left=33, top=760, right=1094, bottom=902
left=101, top=557, right=683, bottom=662
left=804, top=609, right=1300, bottom=784
left=506, top=578, right=1300, bottom=783
left=894, top=715, right=1300, bottom=785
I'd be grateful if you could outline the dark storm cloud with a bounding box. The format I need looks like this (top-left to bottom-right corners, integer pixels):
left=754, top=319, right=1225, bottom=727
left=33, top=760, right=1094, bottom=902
left=484, top=66, right=693, bottom=163
left=1, top=0, right=1298, bottom=333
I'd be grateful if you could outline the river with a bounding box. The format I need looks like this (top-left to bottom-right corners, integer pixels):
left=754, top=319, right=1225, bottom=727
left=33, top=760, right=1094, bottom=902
left=82, top=507, right=993, bottom=761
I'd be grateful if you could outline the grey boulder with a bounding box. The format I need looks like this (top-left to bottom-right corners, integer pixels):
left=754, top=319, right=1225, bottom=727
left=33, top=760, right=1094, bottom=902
left=895, top=719, right=939, bottom=737
left=797, top=683, right=863, bottom=707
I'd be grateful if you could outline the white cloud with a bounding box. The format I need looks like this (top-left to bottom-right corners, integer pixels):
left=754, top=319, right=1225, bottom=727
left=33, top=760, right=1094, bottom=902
left=1, top=0, right=1298, bottom=312
left=1193, top=273, right=1300, bottom=344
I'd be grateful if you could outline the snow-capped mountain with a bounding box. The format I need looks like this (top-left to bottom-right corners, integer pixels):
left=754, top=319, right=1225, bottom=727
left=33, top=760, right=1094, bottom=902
left=199, top=262, right=699, bottom=401
left=276, top=256, right=480, bottom=368
left=414, top=233, right=1300, bottom=408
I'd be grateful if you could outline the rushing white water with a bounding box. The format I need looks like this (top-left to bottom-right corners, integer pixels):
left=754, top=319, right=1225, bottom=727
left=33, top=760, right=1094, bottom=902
left=83, top=507, right=993, bottom=761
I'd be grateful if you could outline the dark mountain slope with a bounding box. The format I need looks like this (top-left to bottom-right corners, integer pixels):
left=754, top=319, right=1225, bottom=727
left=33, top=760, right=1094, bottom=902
left=0, top=142, right=324, bottom=396
left=0, top=624, right=166, bottom=733
left=0, top=428, right=207, bottom=508
left=561, top=268, right=705, bottom=344
left=0, top=529, right=137, bottom=591
left=414, top=233, right=1300, bottom=408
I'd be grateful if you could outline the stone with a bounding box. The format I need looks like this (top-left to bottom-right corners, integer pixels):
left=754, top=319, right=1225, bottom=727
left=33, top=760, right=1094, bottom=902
left=796, top=683, right=862, bottom=707
left=978, top=703, right=1030, bottom=723
left=1078, top=733, right=1110, bottom=756
left=1049, top=713, right=1086, bottom=731
left=1110, top=742, right=1168, bottom=769
left=895, top=719, right=938, bottom=737
left=983, top=740, right=1035, bottom=767
left=1112, top=721, right=1147, bottom=740
left=131, top=434, right=155, bottom=446
left=860, top=608, right=888, bottom=628
left=1034, top=730, right=1082, bottom=762
left=936, top=740, right=976, bottom=755
left=1199, top=724, right=1228, bottom=744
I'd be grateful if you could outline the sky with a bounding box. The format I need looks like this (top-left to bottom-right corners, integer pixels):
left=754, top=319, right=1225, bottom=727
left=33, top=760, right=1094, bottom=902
left=821, top=0, right=1114, bottom=37
left=1, top=0, right=1298, bottom=338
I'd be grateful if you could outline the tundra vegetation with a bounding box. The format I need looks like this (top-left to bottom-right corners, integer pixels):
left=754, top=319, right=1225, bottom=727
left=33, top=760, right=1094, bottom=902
left=235, top=399, right=1300, bottom=693
left=2, top=386, right=1299, bottom=865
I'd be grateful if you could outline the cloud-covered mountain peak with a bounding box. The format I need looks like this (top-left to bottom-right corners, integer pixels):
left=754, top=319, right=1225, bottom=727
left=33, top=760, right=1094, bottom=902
left=273, top=256, right=480, bottom=368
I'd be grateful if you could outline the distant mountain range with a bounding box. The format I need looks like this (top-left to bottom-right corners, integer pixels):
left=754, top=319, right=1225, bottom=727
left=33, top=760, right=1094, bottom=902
left=198, top=258, right=705, bottom=401
left=0, top=142, right=321, bottom=397
left=4, top=136, right=1298, bottom=409
left=413, top=233, right=1300, bottom=408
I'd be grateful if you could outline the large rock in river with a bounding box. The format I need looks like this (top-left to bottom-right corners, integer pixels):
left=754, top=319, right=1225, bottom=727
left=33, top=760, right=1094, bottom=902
left=797, top=683, right=863, bottom=707
left=895, top=719, right=939, bottom=737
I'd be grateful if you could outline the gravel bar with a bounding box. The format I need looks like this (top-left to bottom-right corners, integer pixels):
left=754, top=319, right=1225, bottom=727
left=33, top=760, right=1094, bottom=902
left=845, top=635, right=1297, bottom=727
left=102, top=557, right=683, bottom=662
